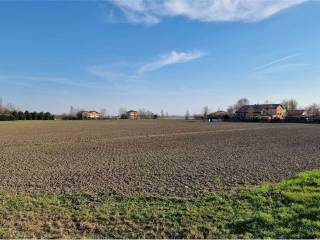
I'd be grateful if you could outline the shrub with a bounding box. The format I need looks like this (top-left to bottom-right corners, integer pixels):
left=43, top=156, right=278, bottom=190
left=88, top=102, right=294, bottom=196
left=0, top=114, right=16, bottom=121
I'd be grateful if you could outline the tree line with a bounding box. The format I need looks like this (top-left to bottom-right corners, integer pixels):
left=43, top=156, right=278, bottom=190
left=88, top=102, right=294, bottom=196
left=0, top=110, right=55, bottom=121
left=0, top=97, right=54, bottom=121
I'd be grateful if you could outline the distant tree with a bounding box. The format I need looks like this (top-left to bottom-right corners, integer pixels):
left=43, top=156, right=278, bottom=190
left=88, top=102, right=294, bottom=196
left=24, top=111, right=31, bottom=120
left=17, top=111, right=25, bottom=120
left=227, top=105, right=235, bottom=115
left=203, top=106, right=209, bottom=119
left=118, top=108, right=127, bottom=119
left=31, top=112, right=37, bottom=120
left=305, top=103, right=320, bottom=116
left=70, top=106, right=75, bottom=116
left=76, top=111, right=83, bottom=120
left=160, top=109, right=165, bottom=118
left=281, top=99, right=298, bottom=111
left=138, top=108, right=146, bottom=119
left=0, top=114, right=15, bottom=121
left=37, top=112, right=44, bottom=120
left=100, top=108, right=107, bottom=117
left=6, top=103, right=16, bottom=112
left=235, top=98, right=249, bottom=111
left=11, top=110, right=18, bottom=120
left=185, top=110, right=190, bottom=120
left=44, top=112, right=51, bottom=120
left=0, top=97, right=3, bottom=113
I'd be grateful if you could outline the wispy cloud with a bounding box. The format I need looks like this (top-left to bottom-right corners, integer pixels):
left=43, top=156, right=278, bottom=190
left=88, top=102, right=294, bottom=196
left=110, top=0, right=307, bottom=25
left=0, top=75, right=99, bottom=89
left=138, top=50, right=206, bottom=74
left=252, top=53, right=300, bottom=72
left=88, top=65, right=130, bottom=81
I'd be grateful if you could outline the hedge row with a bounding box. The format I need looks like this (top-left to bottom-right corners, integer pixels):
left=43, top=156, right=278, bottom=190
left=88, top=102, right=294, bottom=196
left=0, top=111, right=55, bottom=121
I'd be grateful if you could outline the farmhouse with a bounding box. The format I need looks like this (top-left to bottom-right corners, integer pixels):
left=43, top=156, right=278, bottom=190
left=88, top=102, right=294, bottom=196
left=79, top=111, right=101, bottom=119
left=286, top=110, right=306, bottom=117
left=236, top=104, right=285, bottom=120
left=127, top=110, right=139, bottom=120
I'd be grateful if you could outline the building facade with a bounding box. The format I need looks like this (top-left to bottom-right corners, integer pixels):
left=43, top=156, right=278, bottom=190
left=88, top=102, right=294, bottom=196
left=236, top=104, right=285, bottom=120
left=80, top=111, right=101, bottom=119
left=127, top=110, right=139, bottom=120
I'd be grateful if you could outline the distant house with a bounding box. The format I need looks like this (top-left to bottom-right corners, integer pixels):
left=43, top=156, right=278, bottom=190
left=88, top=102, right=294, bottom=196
left=127, top=110, right=139, bottom=120
left=236, top=104, right=285, bottom=120
left=286, top=110, right=306, bottom=118
left=79, top=111, right=101, bottom=119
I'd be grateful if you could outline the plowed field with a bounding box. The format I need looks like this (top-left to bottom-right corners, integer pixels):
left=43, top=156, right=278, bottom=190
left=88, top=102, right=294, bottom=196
left=0, top=120, right=319, bottom=195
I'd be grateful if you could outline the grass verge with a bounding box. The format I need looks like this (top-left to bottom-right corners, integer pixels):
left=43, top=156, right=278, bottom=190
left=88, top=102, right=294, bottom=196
left=0, top=169, right=319, bottom=238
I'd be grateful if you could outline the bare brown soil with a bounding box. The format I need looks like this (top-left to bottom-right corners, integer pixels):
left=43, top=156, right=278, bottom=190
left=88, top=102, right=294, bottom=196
left=0, top=120, right=319, bottom=195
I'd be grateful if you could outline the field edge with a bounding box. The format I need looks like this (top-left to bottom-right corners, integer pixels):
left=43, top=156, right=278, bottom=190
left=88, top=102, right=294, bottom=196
left=0, top=168, right=319, bottom=238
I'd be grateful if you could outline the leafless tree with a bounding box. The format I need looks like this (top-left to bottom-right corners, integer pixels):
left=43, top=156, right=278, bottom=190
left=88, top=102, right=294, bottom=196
left=118, top=108, right=127, bottom=117
left=305, top=103, right=320, bottom=116
left=138, top=108, right=146, bottom=119
left=281, top=99, right=298, bottom=111
left=227, top=105, right=235, bottom=115
left=0, top=97, right=4, bottom=113
left=160, top=109, right=165, bottom=118
left=185, top=110, right=190, bottom=120
left=100, top=108, right=107, bottom=117
left=264, top=100, right=272, bottom=104
left=6, top=103, right=17, bottom=111
left=234, top=98, right=249, bottom=111
left=203, top=106, right=209, bottom=119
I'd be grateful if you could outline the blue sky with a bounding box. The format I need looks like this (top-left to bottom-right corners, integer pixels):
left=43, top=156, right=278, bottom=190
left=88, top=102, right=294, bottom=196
left=0, top=0, right=319, bottom=115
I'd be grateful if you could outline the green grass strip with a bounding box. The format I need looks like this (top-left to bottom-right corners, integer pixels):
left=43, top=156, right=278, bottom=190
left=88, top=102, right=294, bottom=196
left=0, top=169, right=319, bottom=238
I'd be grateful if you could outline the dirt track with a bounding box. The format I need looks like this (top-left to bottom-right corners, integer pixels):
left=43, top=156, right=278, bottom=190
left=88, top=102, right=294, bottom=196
left=0, top=120, right=319, bottom=195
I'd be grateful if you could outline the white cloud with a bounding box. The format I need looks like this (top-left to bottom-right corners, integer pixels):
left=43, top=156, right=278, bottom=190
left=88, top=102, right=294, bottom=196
left=138, top=50, right=206, bottom=74
left=110, top=0, right=307, bottom=25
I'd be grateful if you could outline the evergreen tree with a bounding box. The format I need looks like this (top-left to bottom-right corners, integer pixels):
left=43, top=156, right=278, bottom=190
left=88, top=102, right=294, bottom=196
left=44, top=112, right=51, bottom=120
left=17, top=111, right=25, bottom=120
left=24, top=111, right=31, bottom=120
left=37, top=112, right=44, bottom=120
left=31, top=112, right=37, bottom=120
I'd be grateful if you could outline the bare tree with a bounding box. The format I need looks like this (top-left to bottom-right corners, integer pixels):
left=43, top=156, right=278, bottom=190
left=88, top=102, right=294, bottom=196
left=305, top=103, right=320, bottom=116
left=0, top=97, right=5, bottom=113
left=160, top=109, right=165, bottom=118
left=100, top=108, right=107, bottom=117
left=118, top=108, right=127, bottom=117
left=70, top=105, right=75, bottom=115
left=185, top=110, right=190, bottom=120
left=281, top=99, right=298, bottom=111
left=234, top=98, right=249, bottom=111
left=203, top=106, right=209, bottom=119
left=6, top=103, right=17, bottom=111
left=227, top=105, right=235, bottom=115
left=138, top=108, right=146, bottom=119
